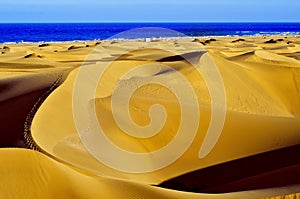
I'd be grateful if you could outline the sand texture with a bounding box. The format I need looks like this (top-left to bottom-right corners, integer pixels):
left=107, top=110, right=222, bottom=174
left=0, top=36, right=300, bottom=198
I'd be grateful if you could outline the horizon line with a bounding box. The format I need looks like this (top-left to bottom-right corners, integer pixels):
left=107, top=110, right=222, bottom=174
left=1, top=21, right=300, bottom=24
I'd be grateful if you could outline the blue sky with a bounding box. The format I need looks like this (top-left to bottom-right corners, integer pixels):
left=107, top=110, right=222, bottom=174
left=1, top=0, right=300, bottom=22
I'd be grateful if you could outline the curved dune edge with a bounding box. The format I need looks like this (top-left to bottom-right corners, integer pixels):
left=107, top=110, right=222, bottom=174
left=31, top=38, right=300, bottom=186
left=0, top=148, right=299, bottom=199
left=0, top=41, right=90, bottom=147
left=159, top=143, right=300, bottom=193
left=0, top=37, right=299, bottom=197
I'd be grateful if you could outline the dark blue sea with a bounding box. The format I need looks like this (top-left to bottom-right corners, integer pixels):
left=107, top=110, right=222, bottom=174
left=0, top=23, right=300, bottom=43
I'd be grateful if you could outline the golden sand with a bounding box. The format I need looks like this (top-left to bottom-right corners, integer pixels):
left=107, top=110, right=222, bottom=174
left=0, top=36, right=300, bottom=198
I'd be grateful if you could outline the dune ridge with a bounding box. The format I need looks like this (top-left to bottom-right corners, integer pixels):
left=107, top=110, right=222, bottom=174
left=0, top=36, right=299, bottom=198
left=0, top=148, right=300, bottom=199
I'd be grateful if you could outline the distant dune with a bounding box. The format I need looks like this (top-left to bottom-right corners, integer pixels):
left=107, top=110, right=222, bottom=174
left=0, top=37, right=300, bottom=198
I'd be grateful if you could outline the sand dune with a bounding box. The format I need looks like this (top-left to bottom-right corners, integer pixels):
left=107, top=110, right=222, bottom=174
left=1, top=148, right=299, bottom=199
left=0, top=37, right=300, bottom=198
left=0, top=41, right=85, bottom=147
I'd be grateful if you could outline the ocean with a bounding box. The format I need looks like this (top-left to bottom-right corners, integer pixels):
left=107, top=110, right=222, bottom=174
left=0, top=23, right=300, bottom=43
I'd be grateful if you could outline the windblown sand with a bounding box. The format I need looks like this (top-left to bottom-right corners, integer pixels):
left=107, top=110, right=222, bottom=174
left=0, top=36, right=300, bottom=198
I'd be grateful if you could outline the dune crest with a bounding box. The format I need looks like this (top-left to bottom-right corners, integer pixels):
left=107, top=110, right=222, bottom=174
left=0, top=37, right=300, bottom=198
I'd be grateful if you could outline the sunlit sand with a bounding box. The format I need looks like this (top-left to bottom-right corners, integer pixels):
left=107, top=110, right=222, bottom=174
left=0, top=36, right=300, bottom=198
